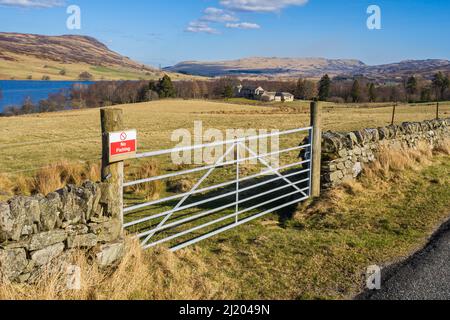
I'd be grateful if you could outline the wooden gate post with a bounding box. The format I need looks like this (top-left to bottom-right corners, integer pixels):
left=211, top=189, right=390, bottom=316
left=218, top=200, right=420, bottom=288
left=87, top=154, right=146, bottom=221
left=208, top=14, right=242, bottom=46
left=310, top=101, right=322, bottom=198
left=100, top=108, right=124, bottom=228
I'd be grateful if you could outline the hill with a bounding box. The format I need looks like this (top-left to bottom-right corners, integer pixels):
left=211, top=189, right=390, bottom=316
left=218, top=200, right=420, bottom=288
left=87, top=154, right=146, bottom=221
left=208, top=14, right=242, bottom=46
left=165, top=57, right=450, bottom=81
left=165, top=57, right=366, bottom=78
left=0, top=33, right=193, bottom=81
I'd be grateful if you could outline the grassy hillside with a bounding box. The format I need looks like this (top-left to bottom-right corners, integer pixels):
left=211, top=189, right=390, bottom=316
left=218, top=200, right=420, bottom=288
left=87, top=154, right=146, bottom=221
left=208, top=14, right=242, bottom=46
left=0, top=33, right=199, bottom=81
left=0, top=99, right=448, bottom=174
left=0, top=53, right=203, bottom=81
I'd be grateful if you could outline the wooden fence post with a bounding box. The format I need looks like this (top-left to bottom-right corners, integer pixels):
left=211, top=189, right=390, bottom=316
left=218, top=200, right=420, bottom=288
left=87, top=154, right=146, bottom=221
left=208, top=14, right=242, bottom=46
left=310, top=101, right=322, bottom=198
left=391, top=103, right=397, bottom=125
left=436, top=102, right=440, bottom=120
left=100, top=108, right=124, bottom=229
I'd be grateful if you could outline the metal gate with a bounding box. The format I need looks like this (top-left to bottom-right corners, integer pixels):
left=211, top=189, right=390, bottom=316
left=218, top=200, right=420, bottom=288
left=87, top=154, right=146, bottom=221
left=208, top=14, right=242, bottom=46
left=122, top=127, right=314, bottom=251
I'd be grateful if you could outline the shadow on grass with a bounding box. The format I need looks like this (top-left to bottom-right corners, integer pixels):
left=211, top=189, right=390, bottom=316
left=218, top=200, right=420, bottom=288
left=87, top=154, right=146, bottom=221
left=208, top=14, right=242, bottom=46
left=124, top=164, right=311, bottom=249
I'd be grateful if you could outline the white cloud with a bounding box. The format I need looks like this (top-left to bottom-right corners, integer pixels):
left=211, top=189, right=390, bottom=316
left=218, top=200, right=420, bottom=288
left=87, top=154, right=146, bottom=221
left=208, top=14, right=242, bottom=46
left=186, top=21, right=219, bottom=34
left=186, top=0, right=309, bottom=34
left=201, top=7, right=238, bottom=23
left=0, top=0, right=64, bottom=8
left=226, top=22, right=261, bottom=29
left=220, top=0, right=308, bottom=13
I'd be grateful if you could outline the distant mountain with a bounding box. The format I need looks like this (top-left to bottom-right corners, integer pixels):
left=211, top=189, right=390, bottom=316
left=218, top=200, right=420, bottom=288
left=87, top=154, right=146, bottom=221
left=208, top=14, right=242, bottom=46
left=165, top=57, right=366, bottom=78
left=0, top=33, right=162, bottom=80
left=165, top=57, right=450, bottom=81
left=352, top=59, right=450, bottom=81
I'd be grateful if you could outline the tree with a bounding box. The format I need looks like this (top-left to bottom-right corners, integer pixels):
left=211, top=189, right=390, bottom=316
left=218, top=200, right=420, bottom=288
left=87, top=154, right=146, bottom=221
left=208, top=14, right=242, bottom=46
left=318, top=74, right=331, bottom=101
left=351, top=80, right=361, bottom=103
left=79, top=72, right=93, bottom=81
left=405, top=76, right=418, bottom=101
left=191, top=81, right=201, bottom=99
left=390, top=86, right=401, bottom=102
left=295, top=78, right=317, bottom=100
left=420, top=87, right=432, bottom=102
left=368, top=83, right=376, bottom=102
left=223, top=84, right=234, bottom=98
left=432, top=72, right=449, bottom=101
left=157, top=75, right=176, bottom=98
left=21, top=97, right=35, bottom=114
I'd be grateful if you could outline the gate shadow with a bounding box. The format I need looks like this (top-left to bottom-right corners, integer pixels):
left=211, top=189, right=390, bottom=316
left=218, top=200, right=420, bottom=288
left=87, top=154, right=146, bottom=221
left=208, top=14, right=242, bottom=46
left=126, top=164, right=310, bottom=238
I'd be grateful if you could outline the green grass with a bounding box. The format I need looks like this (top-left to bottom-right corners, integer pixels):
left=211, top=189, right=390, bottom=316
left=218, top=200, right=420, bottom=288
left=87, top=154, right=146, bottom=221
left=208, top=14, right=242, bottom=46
left=156, top=156, right=450, bottom=300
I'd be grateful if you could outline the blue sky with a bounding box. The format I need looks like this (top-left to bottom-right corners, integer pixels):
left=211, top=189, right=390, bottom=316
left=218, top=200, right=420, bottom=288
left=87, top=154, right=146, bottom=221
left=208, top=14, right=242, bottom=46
left=0, top=0, right=449, bottom=67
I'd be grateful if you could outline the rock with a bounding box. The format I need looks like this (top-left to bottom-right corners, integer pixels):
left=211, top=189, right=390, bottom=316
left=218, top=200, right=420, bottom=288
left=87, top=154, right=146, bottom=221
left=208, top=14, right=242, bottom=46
left=96, top=241, right=125, bottom=267
left=336, top=162, right=345, bottom=170
left=0, top=248, right=28, bottom=282
left=89, top=219, right=121, bottom=243
left=329, top=171, right=344, bottom=182
left=344, top=160, right=353, bottom=169
left=29, top=230, right=68, bottom=251
left=39, top=193, right=62, bottom=231
left=81, top=181, right=101, bottom=221
left=346, top=132, right=359, bottom=148
left=0, top=201, right=13, bottom=242
left=57, top=186, right=84, bottom=226
left=322, top=132, right=343, bottom=154
left=338, top=149, right=348, bottom=158
left=30, top=242, right=65, bottom=266
left=352, top=162, right=363, bottom=177
left=353, top=147, right=362, bottom=156
left=65, top=224, right=89, bottom=235
left=22, top=198, right=40, bottom=236
left=67, top=233, right=97, bottom=249
left=0, top=239, right=30, bottom=250
left=4, top=197, right=29, bottom=241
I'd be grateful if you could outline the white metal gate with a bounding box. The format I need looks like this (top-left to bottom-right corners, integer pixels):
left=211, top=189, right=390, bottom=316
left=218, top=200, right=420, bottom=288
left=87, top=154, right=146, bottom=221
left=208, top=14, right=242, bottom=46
left=122, top=127, right=314, bottom=251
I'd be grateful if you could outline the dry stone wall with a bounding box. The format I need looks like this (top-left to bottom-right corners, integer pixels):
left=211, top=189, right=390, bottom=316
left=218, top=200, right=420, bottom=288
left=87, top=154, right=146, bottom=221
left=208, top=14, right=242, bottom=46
left=0, top=181, right=124, bottom=284
left=320, top=118, right=450, bottom=188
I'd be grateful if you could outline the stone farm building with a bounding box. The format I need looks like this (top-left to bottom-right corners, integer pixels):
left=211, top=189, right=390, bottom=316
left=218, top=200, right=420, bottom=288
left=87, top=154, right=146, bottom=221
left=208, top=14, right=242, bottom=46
left=235, top=85, right=294, bottom=102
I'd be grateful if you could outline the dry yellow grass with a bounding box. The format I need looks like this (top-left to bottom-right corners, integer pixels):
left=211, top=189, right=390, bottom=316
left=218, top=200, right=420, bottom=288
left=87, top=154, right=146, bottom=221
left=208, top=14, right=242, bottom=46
left=433, top=138, right=450, bottom=155
left=0, top=161, right=100, bottom=198
left=31, top=160, right=101, bottom=195
left=0, top=237, right=234, bottom=300
left=362, top=141, right=438, bottom=181
left=126, top=160, right=163, bottom=201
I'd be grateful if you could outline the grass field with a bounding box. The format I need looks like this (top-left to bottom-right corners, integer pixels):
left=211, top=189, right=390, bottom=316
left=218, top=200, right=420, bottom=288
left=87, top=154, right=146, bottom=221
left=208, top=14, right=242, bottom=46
left=0, top=99, right=448, bottom=175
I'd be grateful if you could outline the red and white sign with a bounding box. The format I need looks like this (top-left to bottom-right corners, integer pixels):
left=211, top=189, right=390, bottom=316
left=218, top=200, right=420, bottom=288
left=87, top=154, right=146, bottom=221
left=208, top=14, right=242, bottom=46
left=108, top=129, right=137, bottom=162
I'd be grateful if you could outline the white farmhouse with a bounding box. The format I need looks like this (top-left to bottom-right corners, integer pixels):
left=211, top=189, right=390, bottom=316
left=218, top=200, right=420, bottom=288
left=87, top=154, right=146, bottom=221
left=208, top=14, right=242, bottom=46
left=236, top=84, right=294, bottom=102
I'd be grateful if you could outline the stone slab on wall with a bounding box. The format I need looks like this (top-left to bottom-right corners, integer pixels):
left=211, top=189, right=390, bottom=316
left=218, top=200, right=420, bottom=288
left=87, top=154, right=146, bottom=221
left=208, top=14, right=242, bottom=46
left=320, top=118, right=450, bottom=188
left=0, top=181, right=124, bottom=284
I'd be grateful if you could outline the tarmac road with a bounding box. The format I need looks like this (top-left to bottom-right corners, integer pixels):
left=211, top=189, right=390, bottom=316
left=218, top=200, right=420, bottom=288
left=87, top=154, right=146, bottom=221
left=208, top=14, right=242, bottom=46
left=359, top=219, right=450, bottom=300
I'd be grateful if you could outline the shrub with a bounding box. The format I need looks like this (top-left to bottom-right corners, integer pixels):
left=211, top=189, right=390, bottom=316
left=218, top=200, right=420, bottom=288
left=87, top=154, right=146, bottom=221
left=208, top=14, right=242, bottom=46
left=126, top=161, right=163, bottom=200
left=78, top=72, right=93, bottom=81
